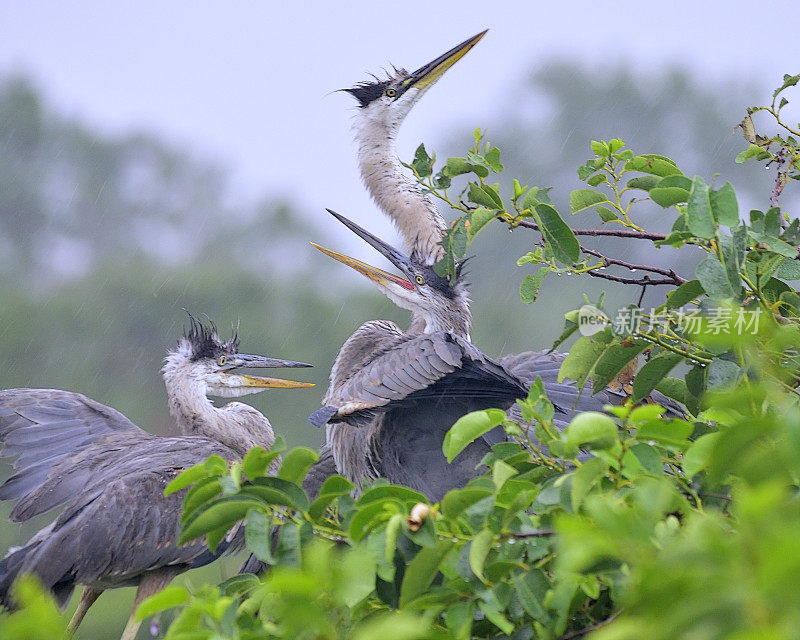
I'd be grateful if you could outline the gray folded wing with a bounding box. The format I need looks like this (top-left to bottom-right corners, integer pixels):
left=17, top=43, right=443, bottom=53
left=310, top=331, right=529, bottom=428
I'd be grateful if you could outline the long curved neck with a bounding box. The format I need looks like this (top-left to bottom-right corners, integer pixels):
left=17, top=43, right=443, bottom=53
left=354, top=117, right=447, bottom=265
left=162, top=363, right=273, bottom=457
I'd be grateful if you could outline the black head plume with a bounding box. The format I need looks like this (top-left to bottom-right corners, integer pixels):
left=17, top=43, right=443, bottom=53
left=344, top=79, right=390, bottom=108
left=183, top=313, right=239, bottom=361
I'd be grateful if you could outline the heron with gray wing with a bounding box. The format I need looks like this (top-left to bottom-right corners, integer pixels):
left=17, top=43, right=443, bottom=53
left=305, top=31, right=681, bottom=499
left=309, top=210, right=623, bottom=500
left=0, top=317, right=313, bottom=639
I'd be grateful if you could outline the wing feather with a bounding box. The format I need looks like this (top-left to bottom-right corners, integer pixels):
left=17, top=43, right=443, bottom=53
left=0, top=389, right=143, bottom=509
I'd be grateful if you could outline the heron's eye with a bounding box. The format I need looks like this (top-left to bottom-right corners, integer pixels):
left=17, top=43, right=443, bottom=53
left=218, top=356, right=227, bottom=366
left=385, top=88, right=397, bottom=97
left=415, top=275, right=425, bottom=285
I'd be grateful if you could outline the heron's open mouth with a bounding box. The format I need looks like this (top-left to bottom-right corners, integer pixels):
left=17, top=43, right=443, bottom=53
left=310, top=243, right=415, bottom=291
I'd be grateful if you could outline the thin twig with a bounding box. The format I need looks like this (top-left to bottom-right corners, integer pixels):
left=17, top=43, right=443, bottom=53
left=586, top=271, right=677, bottom=286
left=769, top=146, right=789, bottom=213
left=502, top=530, right=555, bottom=539
left=581, top=247, right=686, bottom=283
left=516, top=219, right=667, bottom=241
left=561, top=613, right=620, bottom=639
left=698, top=492, right=732, bottom=502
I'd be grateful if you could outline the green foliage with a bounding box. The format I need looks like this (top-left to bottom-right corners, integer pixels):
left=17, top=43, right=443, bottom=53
left=4, top=71, right=800, bottom=640
left=113, top=72, right=800, bottom=640
left=0, top=576, right=67, bottom=639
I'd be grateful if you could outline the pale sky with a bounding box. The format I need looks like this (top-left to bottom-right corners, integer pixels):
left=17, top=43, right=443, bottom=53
left=2, top=0, right=798, bottom=251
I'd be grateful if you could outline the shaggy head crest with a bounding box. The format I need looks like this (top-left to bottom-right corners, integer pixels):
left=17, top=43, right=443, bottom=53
left=183, top=315, right=239, bottom=362
left=344, top=68, right=409, bottom=108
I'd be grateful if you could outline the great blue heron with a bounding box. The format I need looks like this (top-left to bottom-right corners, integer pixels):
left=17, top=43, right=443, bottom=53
left=304, top=31, right=680, bottom=497
left=309, top=211, right=619, bottom=500
left=345, top=30, right=486, bottom=267
left=0, top=318, right=313, bottom=639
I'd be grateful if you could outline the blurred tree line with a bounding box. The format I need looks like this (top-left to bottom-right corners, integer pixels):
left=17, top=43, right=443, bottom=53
left=0, top=65, right=789, bottom=637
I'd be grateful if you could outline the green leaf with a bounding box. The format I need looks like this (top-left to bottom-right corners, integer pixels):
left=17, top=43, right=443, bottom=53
left=596, top=205, right=618, bottom=222
left=710, top=182, right=739, bottom=226
left=399, top=541, right=454, bottom=607
left=655, top=377, right=689, bottom=405
left=357, top=485, right=429, bottom=507
left=384, top=513, right=404, bottom=564
left=629, top=442, right=664, bottom=475
left=683, top=432, right=721, bottom=479
left=164, top=461, right=211, bottom=496
left=687, top=176, right=715, bottom=238
left=564, top=412, right=618, bottom=450
left=625, top=155, right=683, bottom=177
left=243, top=476, right=309, bottom=511
left=632, top=353, right=683, bottom=403
left=558, top=335, right=606, bottom=389
left=181, top=477, right=223, bottom=524
left=443, top=409, right=507, bottom=462
left=775, top=257, right=800, bottom=280
left=520, top=269, right=549, bottom=304
left=658, top=175, right=693, bottom=190
left=707, top=358, right=741, bottom=390
left=467, top=182, right=503, bottom=209
left=443, top=157, right=472, bottom=176
left=308, top=475, right=355, bottom=520
left=277, top=447, right=318, bottom=484
left=349, top=500, right=402, bottom=542
left=635, top=419, right=693, bottom=448
left=571, top=456, right=608, bottom=510
left=466, top=207, right=497, bottom=242
left=134, top=584, right=189, bottom=620
left=469, top=528, right=494, bottom=583
left=440, top=487, right=493, bottom=519
left=591, top=339, right=649, bottom=393
left=696, top=255, right=737, bottom=299
left=479, top=599, right=515, bottom=635
left=735, top=143, right=770, bottom=164
left=626, top=175, right=661, bottom=191
left=492, top=459, right=518, bottom=490
left=179, top=496, right=267, bottom=546
left=533, top=204, right=581, bottom=265
left=651, top=186, right=689, bottom=207
left=411, top=144, right=432, bottom=177
left=749, top=231, right=798, bottom=258
left=590, top=140, right=609, bottom=157
left=569, top=188, right=609, bottom=214
left=244, top=508, right=274, bottom=563
left=242, top=446, right=278, bottom=479
left=587, top=173, right=607, bottom=187
left=513, top=570, right=550, bottom=622
left=520, top=186, right=553, bottom=211
left=774, top=73, right=800, bottom=96
left=666, top=279, right=705, bottom=308
left=445, top=601, right=475, bottom=640
left=484, top=147, right=504, bottom=172
left=204, top=454, right=229, bottom=475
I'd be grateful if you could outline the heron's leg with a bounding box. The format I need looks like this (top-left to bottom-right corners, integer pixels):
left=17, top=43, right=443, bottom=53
left=66, top=586, right=103, bottom=637
left=120, top=568, right=181, bottom=640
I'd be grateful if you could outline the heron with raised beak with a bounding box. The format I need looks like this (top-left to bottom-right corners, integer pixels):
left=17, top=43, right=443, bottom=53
left=308, top=32, right=680, bottom=498
left=0, top=317, right=314, bottom=639
left=310, top=210, right=618, bottom=500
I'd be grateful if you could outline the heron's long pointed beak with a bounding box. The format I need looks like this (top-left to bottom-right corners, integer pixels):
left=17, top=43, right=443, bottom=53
left=311, top=209, right=417, bottom=290
left=403, top=30, right=487, bottom=93
left=224, top=353, right=314, bottom=389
